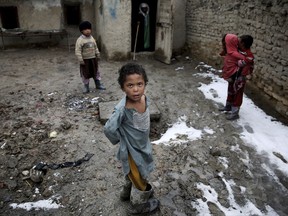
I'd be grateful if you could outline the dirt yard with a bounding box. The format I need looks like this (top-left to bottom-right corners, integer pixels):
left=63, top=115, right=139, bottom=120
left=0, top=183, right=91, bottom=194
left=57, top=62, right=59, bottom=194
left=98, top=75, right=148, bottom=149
left=0, top=48, right=287, bottom=216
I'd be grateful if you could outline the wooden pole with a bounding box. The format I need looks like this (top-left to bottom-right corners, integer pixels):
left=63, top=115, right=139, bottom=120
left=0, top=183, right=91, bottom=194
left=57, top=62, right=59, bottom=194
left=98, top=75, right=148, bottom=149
left=133, top=22, right=140, bottom=60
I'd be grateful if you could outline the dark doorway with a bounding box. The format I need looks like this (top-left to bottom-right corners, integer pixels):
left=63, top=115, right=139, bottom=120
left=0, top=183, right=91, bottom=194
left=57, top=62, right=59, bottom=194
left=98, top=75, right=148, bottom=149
left=0, top=6, right=19, bottom=29
left=64, top=4, right=81, bottom=26
left=131, top=0, right=157, bottom=52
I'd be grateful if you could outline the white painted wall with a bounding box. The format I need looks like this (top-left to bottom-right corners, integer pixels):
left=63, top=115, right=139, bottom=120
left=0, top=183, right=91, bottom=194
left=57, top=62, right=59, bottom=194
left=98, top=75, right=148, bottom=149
left=95, top=0, right=131, bottom=60
left=19, top=0, right=62, bottom=30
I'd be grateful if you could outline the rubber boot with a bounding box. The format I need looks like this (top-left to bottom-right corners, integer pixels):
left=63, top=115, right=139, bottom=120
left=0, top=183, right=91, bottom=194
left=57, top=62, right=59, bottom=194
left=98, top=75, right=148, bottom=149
left=127, top=184, right=159, bottom=215
left=120, top=178, right=154, bottom=201
left=120, top=177, right=132, bottom=201
left=83, top=83, right=90, bottom=94
left=95, top=79, right=106, bottom=90
left=226, top=106, right=239, bottom=120
left=218, top=102, right=232, bottom=112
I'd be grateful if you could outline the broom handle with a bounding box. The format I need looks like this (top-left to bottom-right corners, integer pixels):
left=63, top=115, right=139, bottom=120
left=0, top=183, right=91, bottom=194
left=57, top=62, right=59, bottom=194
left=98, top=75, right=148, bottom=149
left=133, top=22, right=140, bottom=60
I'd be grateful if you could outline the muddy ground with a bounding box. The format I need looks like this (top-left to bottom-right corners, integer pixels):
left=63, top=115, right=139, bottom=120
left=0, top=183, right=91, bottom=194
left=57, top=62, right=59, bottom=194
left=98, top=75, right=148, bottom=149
left=0, top=48, right=287, bottom=216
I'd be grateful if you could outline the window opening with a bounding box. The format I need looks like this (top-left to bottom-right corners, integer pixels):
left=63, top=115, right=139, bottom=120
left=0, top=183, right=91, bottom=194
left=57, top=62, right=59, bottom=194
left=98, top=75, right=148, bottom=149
left=0, top=6, right=19, bottom=29
left=64, top=4, right=81, bottom=26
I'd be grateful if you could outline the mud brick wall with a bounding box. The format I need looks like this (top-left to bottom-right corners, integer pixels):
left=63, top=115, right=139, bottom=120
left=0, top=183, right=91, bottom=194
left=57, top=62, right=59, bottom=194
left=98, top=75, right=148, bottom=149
left=186, top=0, right=288, bottom=118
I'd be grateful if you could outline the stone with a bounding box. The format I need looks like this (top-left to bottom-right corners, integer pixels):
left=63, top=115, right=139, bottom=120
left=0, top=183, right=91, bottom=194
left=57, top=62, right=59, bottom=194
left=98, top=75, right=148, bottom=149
left=49, top=131, right=58, bottom=138
left=22, top=170, right=30, bottom=176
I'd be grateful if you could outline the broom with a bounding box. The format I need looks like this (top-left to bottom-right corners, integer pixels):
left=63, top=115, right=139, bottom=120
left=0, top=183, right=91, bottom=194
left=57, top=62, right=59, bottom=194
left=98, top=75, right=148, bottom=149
left=133, top=21, right=140, bottom=60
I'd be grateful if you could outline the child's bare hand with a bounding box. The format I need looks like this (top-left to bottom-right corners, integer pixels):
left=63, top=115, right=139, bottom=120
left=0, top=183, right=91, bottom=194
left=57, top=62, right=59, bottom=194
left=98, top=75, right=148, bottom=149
left=246, top=74, right=252, bottom=80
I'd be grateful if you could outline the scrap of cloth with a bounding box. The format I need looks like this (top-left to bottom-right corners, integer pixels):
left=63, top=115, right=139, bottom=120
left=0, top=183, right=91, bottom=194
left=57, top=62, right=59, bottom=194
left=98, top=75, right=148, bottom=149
left=33, top=153, right=94, bottom=171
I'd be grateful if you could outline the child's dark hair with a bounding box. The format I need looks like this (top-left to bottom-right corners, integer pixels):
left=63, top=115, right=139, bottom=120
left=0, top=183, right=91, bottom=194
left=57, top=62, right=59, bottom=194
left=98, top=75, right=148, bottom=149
left=239, top=35, right=253, bottom=49
left=118, top=63, right=148, bottom=88
left=79, top=21, right=92, bottom=32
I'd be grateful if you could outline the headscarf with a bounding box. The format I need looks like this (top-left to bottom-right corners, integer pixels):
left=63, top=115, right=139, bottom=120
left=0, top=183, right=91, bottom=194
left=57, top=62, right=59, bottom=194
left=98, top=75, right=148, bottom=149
left=139, top=3, right=150, bottom=49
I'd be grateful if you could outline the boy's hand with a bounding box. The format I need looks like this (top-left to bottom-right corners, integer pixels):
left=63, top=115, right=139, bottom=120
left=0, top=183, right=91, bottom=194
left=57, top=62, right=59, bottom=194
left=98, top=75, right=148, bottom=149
left=246, top=74, right=252, bottom=80
left=237, top=60, right=246, bottom=67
